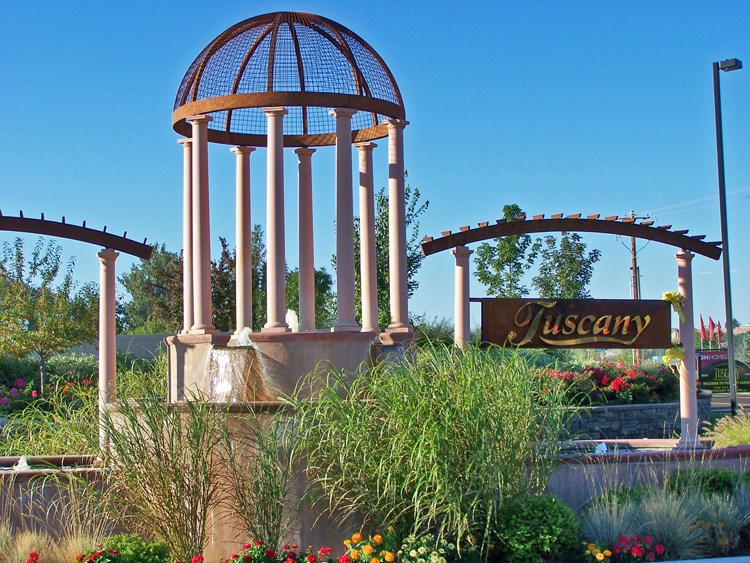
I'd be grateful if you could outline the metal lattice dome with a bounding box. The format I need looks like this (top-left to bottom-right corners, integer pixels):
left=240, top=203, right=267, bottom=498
left=173, top=11, right=405, bottom=147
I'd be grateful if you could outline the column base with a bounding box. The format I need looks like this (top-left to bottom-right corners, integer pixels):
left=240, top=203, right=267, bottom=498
left=331, top=322, right=361, bottom=333
left=189, top=326, right=219, bottom=335
left=262, top=324, right=291, bottom=333
left=386, top=323, right=412, bottom=333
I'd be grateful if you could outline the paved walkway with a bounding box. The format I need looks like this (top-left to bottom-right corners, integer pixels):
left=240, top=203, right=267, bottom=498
left=710, top=392, right=750, bottom=414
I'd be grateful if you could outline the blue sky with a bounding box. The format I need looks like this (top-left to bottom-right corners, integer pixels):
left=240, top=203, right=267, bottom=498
left=2, top=1, right=749, bottom=330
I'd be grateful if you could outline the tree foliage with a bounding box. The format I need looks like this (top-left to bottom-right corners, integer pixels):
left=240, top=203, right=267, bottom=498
left=347, top=176, right=429, bottom=329
left=531, top=232, right=602, bottom=298
left=473, top=204, right=602, bottom=300
left=473, top=204, right=534, bottom=298
left=119, top=226, right=336, bottom=333
left=0, top=237, right=98, bottom=391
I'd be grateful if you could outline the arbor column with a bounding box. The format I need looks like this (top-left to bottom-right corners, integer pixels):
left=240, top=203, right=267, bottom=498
left=232, top=146, right=256, bottom=333
left=676, top=250, right=699, bottom=448
left=187, top=115, right=216, bottom=333
left=385, top=119, right=411, bottom=332
left=356, top=141, right=379, bottom=333
left=263, top=107, right=289, bottom=332
left=178, top=138, right=194, bottom=334
left=453, top=245, right=473, bottom=349
left=296, top=147, right=317, bottom=332
left=330, top=108, right=359, bottom=332
left=97, top=247, right=119, bottom=452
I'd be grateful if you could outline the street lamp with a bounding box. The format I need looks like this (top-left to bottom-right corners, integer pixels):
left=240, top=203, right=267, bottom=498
left=712, top=57, right=742, bottom=416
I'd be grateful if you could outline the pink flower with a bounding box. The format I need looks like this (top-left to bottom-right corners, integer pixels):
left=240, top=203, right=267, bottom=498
left=9, top=388, right=18, bottom=397
left=654, top=544, right=665, bottom=555
left=631, top=545, right=644, bottom=557
left=15, top=379, right=25, bottom=388
left=31, top=390, right=38, bottom=398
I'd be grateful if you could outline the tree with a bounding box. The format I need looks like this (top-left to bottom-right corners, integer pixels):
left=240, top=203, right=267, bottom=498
left=0, top=237, right=98, bottom=392
left=347, top=175, right=429, bottom=329
left=119, top=243, right=183, bottom=333
left=286, top=267, right=336, bottom=329
left=473, top=204, right=534, bottom=298
left=531, top=232, right=601, bottom=298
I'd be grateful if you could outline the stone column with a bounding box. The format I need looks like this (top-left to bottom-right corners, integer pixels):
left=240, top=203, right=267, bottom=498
left=453, top=246, right=473, bottom=349
left=296, top=147, right=317, bottom=332
left=385, top=119, right=411, bottom=332
left=356, top=141, right=379, bottom=333
left=187, top=115, right=216, bottom=333
left=232, top=146, right=256, bottom=333
left=330, top=108, right=359, bottom=332
left=263, top=107, right=289, bottom=332
left=676, top=250, right=699, bottom=448
left=97, top=248, right=119, bottom=452
left=178, top=138, right=194, bottom=334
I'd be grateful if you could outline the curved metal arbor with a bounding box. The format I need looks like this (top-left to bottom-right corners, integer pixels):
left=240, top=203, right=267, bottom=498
left=421, top=213, right=722, bottom=260
left=173, top=11, right=405, bottom=147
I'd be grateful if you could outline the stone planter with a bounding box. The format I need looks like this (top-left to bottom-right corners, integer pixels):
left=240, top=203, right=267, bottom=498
left=565, top=391, right=712, bottom=440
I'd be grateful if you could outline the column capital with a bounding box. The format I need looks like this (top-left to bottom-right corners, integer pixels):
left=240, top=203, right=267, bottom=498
left=177, top=138, right=192, bottom=147
left=452, top=245, right=474, bottom=259
left=231, top=146, right=256, bottom=155
left=97, top=248, right=119, bottom=263
left=294, top=147, right=316, bottom=157
left=383, top=118, right=409, bottom=130
left=675, top=250, right=694, bottom=263
left=329, top=107, right=358, bottom=119
left=355, top=141, right=377, bottom=152
left=262, top=106, right=288, bottom=116
left=186, top=114, right=213, bottom=124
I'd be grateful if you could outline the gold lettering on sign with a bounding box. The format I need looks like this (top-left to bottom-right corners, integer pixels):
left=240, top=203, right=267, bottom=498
left=507, top=300, right=652, bottom=347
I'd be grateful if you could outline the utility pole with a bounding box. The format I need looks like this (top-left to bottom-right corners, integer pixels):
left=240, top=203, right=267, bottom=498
left=626, top=210, right=650, bottom=365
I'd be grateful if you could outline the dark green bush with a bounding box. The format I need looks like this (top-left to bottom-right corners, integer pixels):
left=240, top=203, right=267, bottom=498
left=665, top=467, right=740, bottom=496
left=494, top=494, right=580, bottom=563
left=81, top=534, right=170, bottom=563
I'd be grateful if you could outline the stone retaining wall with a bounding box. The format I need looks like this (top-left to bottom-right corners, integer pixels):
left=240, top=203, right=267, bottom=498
left=566, top=392, right=712, bottom=439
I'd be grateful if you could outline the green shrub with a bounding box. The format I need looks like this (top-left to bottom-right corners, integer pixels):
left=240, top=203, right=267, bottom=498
left=80, top=534, right=170, bottom=563
left=709, top=412, right=750, bottom=447
left=292, top=342, right=573, bottom=549
left=665, top=467, right=740, bottom=496
left=494, top=494, right=580, bottom=563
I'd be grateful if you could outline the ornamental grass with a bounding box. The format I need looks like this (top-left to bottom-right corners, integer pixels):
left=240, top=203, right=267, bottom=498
left=290, top=342, right=574, bottom=552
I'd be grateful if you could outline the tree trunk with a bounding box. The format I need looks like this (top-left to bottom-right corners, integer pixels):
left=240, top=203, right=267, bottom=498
left=39, top=355, right=47, bottom=395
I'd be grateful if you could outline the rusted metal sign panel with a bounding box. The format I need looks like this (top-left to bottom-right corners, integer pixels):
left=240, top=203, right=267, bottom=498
left=474, top=298, right=671, bottom=349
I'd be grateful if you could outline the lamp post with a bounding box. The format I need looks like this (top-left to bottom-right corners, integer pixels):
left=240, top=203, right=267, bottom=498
left=713, top=57, right=742, bottom=416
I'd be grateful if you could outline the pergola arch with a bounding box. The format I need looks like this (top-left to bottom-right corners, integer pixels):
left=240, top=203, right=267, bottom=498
left=0, top=211, right=153, bottom=451
left=420, top=214, right=722, bottom=260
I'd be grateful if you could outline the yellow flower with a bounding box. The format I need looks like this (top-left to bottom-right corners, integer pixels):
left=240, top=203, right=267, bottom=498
left=663, top=290, right=686, bottom=322
left=350, top=550, right=360, bottom=561
left=362, top=545, right=374, bottom=556
left=344, top=540, right=352, bottom=547
left=595, top=553, right=605, bottom=561
left=384, top=553, right=395, bottom=562
left=587, top=544, right=597, bottom=552
left=603, top=550, right=612, bottom=557
left=387, top=526, right=394, bottom=532
left=662, top=345, right=685, bottom=365
left=372, top=535, right=383, bottom=546
left=352, top=533, right=363, bottom=544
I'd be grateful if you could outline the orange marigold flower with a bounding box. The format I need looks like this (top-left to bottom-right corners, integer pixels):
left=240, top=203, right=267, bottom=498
left=372, top=535, right=383, bottom=545
left=362, top=545, right=374, bottom=556
left=384, top=553, right=395, bottom=563
left=351, top=533, right=362, bottom=544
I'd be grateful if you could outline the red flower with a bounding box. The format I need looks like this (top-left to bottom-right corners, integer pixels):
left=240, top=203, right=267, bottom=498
left=631, top=545, right=644, bottom=557
left=319, top=547, right=332, bottom=556
left=644, top=535, right=653, bottom=545
left=76, top=555, right=85, bottom=563
left=287, top=552, right=297, bottom=560
left=192, top=556, right=205, bottom=563
left=256, top=541, right=265, bottom=546
left=338, top=556, right=351, bottom=563
left=646, top=553, right=656, bottom=562
left=244, top=543, right=252, bottom=549
left=232, top=555, right=239, bottom=561
left=266, top=549, right=277, bottom=559
left=307, top=554, right=317, bottom=563
left=618, top=535, right=628, bottom=545
left=612, top=545, right=622, bottom=555
left=654, top=544, right=665, bottom=555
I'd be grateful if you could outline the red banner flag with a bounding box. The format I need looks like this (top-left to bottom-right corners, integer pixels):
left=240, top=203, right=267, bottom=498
left=717, top=321, right=722, bottom=348
left=700, top=315, right=707, bottom=341
left=709, top=317, right=715, bottom=346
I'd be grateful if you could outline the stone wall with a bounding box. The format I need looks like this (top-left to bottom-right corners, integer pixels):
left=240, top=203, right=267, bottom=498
left=566, top=391, right=712, bottom=439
